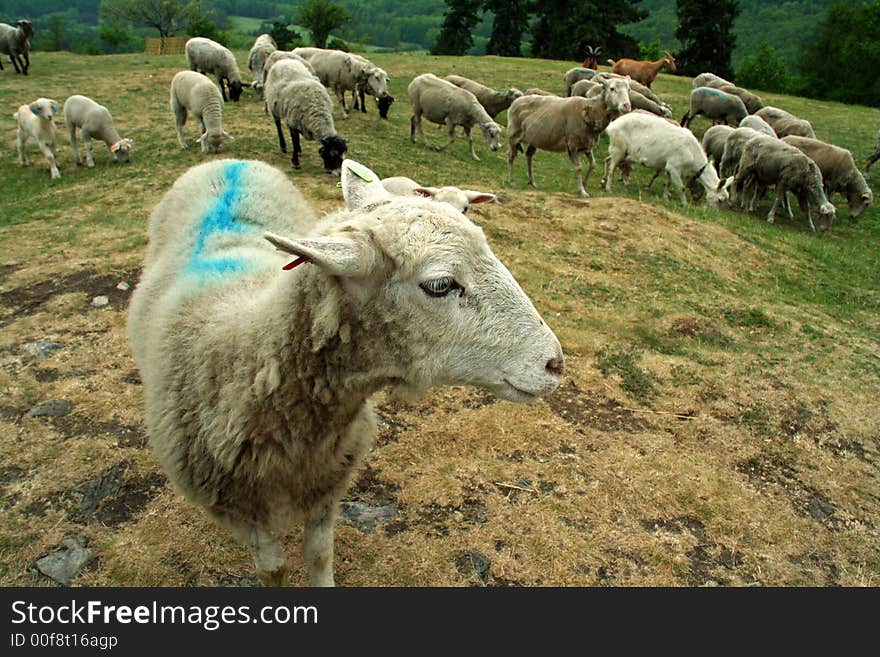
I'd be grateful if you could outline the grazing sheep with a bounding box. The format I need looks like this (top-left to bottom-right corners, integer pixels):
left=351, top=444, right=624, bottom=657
left=718, top=126, right=763, bottom=203
left=573, top=79, right=671, bottom=118
left=247, top=34, right=277, bottom=97
left=866, top=129, right=880, bottom=176
left=185, top=37, right=244, bottom=102
left=681, top=87, right=748, bottom=129
left=127, top=158, right=564, bottom=587
left=755, top=106, right=816, bottom=139
left=346, top=53, right=392, bottom=117
left=408, top=73, right=502, bottom=162
left=443, top=74, right=523, bottom=120
left=507, top=76, right=631, bottom=198
left=13, top=97, right=61, bottom=179
left=717, top=84, right=764, bottom=114
left=63, top=94, right=133, bottom=166
left=734, top=133, right=836, bottom=231
left=0, top=19, right=33, bottom=75
left=293, top=48, right=389, bottom=119
left=170, top=70, right=232, bottom=154
left=701, top=124, right=735, bottom=166
left=380, top=175, right=496, bottom=214
left=782, top=135, right=873, bottom=219
left=524, top=88, right=557, bottom=96
left=351, top=88, right=394, bottom=119
left=264, top=59, right=347, bottom=173
left=563, top=67, right=599, bottom=96
left=603, top=111, right=733, bottom=207
left=608, top=52, right=676, bottom=88
left=692, top=72, right=734, bottom=89
left=739, top=114, right=776, bottom=137
left=261, top=50, right=317, bottom=88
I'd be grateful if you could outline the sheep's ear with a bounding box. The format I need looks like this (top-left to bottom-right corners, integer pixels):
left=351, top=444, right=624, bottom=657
left=463, top=191, right=497, bottom=204
left=52, top=102, right=60, bottom=114
left=341, top=160, right=390, bottom=210
left=29, top=101, right=40, bottom=116
left=719, top=176, right=734, bottom=191
left=413, top=186, right=438, bottom=199
left=264, top=231, right=378, bottom=279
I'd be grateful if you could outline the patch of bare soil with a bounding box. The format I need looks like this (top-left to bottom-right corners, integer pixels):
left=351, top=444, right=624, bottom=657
left=545, top=379, right=652, bottom=433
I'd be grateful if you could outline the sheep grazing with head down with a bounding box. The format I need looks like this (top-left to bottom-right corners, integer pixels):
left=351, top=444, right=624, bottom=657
left=14, top=97, right=61, bottom=179
left=681, top=87, right=748, bottom=129
left=247, top=34, right=277, bottom=98
left=0, top=19, right=33, bottom=75
left=170, top=70, right=233, bottom=154
left=755, top=106, right=816, bottom=139
left=185, top=37, right=244, bottom=102
left=866, top=130, right=880, bottom=176
left=380, top=175, right=497, bottom=214
left=443, top=74, right=523, bottom=120
left=64, top=94, right=133, bottom=166
left=127, top=158, right=564, bottom=586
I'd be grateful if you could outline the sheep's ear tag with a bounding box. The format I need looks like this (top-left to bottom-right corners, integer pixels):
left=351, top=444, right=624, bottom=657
left=347, top=160, right=375, bottom=182
left=30, top=107, right=40, bottom=116
left=282, top=255, right=310, bottom=271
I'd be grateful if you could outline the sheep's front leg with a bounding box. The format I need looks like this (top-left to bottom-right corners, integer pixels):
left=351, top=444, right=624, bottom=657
left=767, top=184, right=786, bottom=223
left=336, top=87, right=349, bottom=119
left=668, top=167, right=687, bottom=205
left=82, top=130, right=96, bottom=168
left=274, top=116, right=287, bottom=153
left=435, top=119, right=457, bottom=151
left=303, top=502, right=337, bottom=587
left=289, top=128, right=301, bottom=170
left=68, top=124, right=82, bottom=166
left=10, top=53, right=21, bottom=74
left=569, top=148, right=589, bottom=198
left=219, top=79, right=229, bottom=103
left=38, top=141, right=60, bottom=179
left=16, top=128, right=29, bottom=166
left=463, top=126, right=480, bottom=161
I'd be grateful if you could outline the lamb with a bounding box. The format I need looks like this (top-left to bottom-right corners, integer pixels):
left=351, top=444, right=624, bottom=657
left=739, top=114, right=776, bottom=137
left=63, top=94, right=133, bottom=167
left=443, top=74, right=523, bottom=120
left=866, top=129, right=880, bottom=176
left=380, top=175, right=497, bottom=214
left=681, top=87, right=748, bottom=129
left=781, top=135, right=873, bottom=219
left=701, top=124, right=735, bottom=166
left=0, top=19, right=33, bottom=75
left=127, top=157, right=564, bottom=587
left=507, top=76, right=631, bottom=198
left=293, top=48, right=389, bottom=119
left=608, top=52, right=676, bottom=88
left=185, top=37, right=244, bottom=102
left=170, top=70, right=232, bottom=154
left=247, top=34, right=277, bottom=98
left=264, top=59, right=347, bottom=173
left=572, top=79, right=671, bottom=118
left=755, top=106, right=816, bottom=139
left=717, top=84, right=764, bottom=114
left=13, top=97, right=61, bottom=179
left=734, top=133, right=836, bottom=231
left=408, top=73, right=502, bottom=162
left=603, top=111, right=733, bottom=207
left=692, top=72, right=734, bottom=89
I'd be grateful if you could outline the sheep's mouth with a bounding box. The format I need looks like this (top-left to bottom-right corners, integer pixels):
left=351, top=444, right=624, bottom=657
left=499, top=379, right=540, bottom=401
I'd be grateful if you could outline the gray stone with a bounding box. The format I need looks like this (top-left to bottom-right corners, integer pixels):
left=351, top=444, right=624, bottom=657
left=116, top=282, right=130, bottom=291
left=339, top=501, right=398, bottom=533
left=455, top=550, right=491, bottom=584
left=22, top=342, right=63, bottom=359
left=91, top=295, right=109, bottom=307
left=26, top=399, right=73, bottom=418
left=35, top=537, right=94, bottom=585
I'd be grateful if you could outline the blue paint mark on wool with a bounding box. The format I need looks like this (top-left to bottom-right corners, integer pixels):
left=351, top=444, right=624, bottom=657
left=186, top=161, right=253, bottom=279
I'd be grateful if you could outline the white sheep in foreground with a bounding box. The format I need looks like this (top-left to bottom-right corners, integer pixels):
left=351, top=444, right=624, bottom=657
left=603, top=111, right=733, bottom=207
left=63, top=94, right=133, bottom=166
left=0, top=19, right=33, bottom=75
left=14, top=97, right=61, bottom=179
left=507, top=76, right=631, bottom=197
left=264, top=59, right=347, bottom=173
left=170, top=70, right=232, bottom=154
left=380, top=175, right=497, bottom=213
left=408, top=73, right=502, bottom=161
left=127, top=158, right=564, bottom=586
left=185, top=37, right=244, bottom=102
left=247, top=34, right=277, bottom=97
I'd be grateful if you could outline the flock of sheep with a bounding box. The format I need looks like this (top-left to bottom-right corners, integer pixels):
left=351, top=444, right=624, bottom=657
left=6, top=29, right=880, bottom=586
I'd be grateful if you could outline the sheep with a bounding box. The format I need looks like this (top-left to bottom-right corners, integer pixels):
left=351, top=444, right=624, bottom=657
left=681, top=87, right=748, bottom=129
left=692, top=72, right=734, bottom=89
left=380, top=175, right=497, bottom=214
left=734, top=133, right=836, bottom=231
left=866, top=129, right=880, bottom=176
left=701, top=124, right=735, bottom=167
left=524, top=88, right=557, bottom=96
left=755, top=106, right=816, bottom=139
left=63, top=94, right=133, bottom=167
left=261, top=50, right=317, bottom=88
left=346, top=53, right=392, bottom=118
left=739, top=114, right=776, bottom=137
left=351, top=88, right=394, bottom=119
left=293, top=48, right=389, bottom=119
left=608, top=52, right=676, bottom=88
left=781, top=135, right=873, bottom=219
left=170, top=70, right=232, bottom=154
left=443, top=74, right=523, bottom=120
left=408, top=73, right=502, bottom=162
left=185, top=37, right=244, bottom=103
left=717, top=84, right=764, bottom=114
left=602, top=111, right=733, bottom=208
left=127, top=157, right=564, bottom=587
left=718, top=126, right=763, bottom=203
left=507, top=76, right=632, bottom=198
left=0, top=19, right=33, bottom=75
left=563, top=67, right=599, bottom=96
left=247, top=34, right=277, bottom=98
left=264, top=59, right=347, bottom=173
left=13, top=98, right=61, bottom=179
left=573, top=78, right=672, bottom=119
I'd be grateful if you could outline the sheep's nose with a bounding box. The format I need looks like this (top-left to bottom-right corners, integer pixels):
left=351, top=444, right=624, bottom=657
left=546, top=357, right=565, bottom=377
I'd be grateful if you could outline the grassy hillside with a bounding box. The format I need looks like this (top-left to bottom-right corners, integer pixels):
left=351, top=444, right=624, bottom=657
left=1, top=51, right=879, bottom=587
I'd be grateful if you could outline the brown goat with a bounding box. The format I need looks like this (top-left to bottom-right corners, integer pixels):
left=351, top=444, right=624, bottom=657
left=581, top=45, right=602, bottom=70
left=608, top=52, right=676, bottom=88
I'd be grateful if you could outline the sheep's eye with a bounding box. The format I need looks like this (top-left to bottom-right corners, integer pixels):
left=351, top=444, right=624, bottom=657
left=420, top=277, right=462, bottom=298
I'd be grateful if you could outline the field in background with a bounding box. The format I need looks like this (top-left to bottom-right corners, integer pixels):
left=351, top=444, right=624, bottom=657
left=1, top=51, right=878, bottom=587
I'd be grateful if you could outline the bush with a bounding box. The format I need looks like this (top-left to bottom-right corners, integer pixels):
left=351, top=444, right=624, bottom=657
left=326, top=37, right=349, bottom=52
left=736, top=43, right=788, bottom=93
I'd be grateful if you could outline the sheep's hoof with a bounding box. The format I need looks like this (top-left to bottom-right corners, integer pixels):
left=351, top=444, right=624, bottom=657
left=766, top=215, right=775, bottom=224
left=291, top=163, right=301, bottom=171
left=471, top=155, right=481, bottom=162
left=87, top=162, right=95, bottom=169
left=256, top=566, right=288, bottom=587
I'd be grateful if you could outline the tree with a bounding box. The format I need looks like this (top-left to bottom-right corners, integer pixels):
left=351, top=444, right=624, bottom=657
left=485, top=0, right=529, bottom=57
left=99, top=0, right=197, bottom=38
left=296, top=0, right=352, bottom=49
left=674, top=0, right=740, bottom=79
left=432, top=0, right=481, bottom=56
left=530, top=0, right=645, bottom=62
left=736, top=43, right=787, bottom=93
